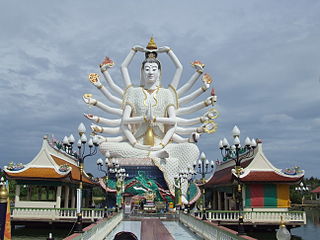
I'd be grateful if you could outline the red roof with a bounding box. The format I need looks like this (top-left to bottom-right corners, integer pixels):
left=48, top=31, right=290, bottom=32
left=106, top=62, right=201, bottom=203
left=205, top=160, right=252, bottom=187
left=240, top=171, right=303, bottom=182
left=311, top=186, right=320, bottom=193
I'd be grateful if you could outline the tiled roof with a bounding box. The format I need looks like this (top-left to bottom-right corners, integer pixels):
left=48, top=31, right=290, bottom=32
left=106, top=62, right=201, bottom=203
left=50, top=155, right=95, bottom=184
left=311, top=186, right=320, bottom=193
left=240, top=171, right=303, bottom=182
left=205, top=161, right=252, bottom=187
left=5, top=168, right=66, bottom=179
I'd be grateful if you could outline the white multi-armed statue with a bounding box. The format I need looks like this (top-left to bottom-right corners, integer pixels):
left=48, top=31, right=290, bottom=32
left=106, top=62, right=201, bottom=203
left=83, top=38, right=218, bottom=197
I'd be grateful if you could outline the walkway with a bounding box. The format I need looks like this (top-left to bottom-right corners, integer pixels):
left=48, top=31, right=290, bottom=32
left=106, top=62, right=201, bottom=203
left=141, top=219, right=174, bottom=240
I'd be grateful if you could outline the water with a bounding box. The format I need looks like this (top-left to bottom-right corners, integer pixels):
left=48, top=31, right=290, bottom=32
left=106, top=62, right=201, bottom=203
left=12, top=225, right=71, bottom=240
left=248, top=208, right=320, bottom=240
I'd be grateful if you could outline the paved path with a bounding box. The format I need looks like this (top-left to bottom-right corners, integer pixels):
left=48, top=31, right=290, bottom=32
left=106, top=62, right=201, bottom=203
left=141, top=219, right=174, bottom=240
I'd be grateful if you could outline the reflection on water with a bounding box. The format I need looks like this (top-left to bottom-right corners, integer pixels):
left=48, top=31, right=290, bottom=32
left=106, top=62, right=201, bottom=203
left=12, top=225, right=70, bottom=240
left=248, top=208, right=320, bottom=240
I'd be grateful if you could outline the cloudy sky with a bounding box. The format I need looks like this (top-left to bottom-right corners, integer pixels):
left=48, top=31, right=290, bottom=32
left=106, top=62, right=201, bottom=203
left=0, top=0, right=319, bottom=178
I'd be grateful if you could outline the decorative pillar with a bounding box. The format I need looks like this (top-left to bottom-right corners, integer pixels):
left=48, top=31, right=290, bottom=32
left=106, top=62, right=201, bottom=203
left=224, top=192, right=228, bottom=210
left=217, top=191, right=222, bottom=210
left=56, top=186, right=62, bottom=208
left=15, top=185, right=20, bottom=204
left=213, top=191, right=218, bottom=210
left=71, top=187, right=75, bottom=208
left=64, top=185, right=70, bottom=208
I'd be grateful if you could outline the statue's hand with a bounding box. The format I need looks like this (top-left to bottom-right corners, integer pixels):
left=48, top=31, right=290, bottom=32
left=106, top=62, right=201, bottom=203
left=157, top=46, right=171, bottom=53
left=202, top=82, right=210, bottom=91
left=204, top=96, right=216, bottom=106
left=132, top=45, right=146, bottom=52
left=189, top=132, right=200, bottom=143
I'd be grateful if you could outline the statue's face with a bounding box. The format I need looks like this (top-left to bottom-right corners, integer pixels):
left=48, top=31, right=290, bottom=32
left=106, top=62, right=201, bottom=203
left=143, top=62, right=160, bottom=84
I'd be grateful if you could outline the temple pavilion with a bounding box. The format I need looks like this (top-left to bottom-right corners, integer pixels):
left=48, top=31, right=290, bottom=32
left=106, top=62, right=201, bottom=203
left=4, top=135, right=98, bottom=209
left=204, top=140, right=304, bottom=212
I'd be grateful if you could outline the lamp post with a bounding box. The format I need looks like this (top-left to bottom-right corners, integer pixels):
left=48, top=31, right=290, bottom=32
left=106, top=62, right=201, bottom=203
left=109, top=160, right=128, bottom=211
left=96, top=156, right=110, bottom=218
left=65, top=123, right=99, bottom=233
left=276, top=216, right=291, bottom=240
left=193, top=152, right=214, bottom=220
left=295, top=182, right=309, bottom=205
left=219, top=125, right=257, bottom=235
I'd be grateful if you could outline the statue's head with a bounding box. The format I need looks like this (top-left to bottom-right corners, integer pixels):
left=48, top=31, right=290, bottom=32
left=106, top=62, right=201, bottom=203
left=140, top=53, right=161, bottom=87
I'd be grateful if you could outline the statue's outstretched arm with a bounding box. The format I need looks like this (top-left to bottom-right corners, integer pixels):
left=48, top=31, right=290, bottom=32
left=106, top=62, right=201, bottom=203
left=179, top=82, right=210, bottom=105
left=83, top=94, right=123, bottom=116
left=176, top=116, right=207, bottom=126
left=177, top=71, right=202, bottom=97
left=164, top=48, right=183, bottom=89
left=172, top=133, right=200, bottom=143
left=84, top=114, right=121, bottom=127
left=88, top=73, right=122, bottom=105
left=90, top=124, right=121, bottom=135
left=121, top=45, right=145, bottom=87
left=96, top=134, right=125, bottom=143
left=100, top=57, right=124, bottom=96
left=176, top=126, right=204, bottom=135
left=176, top=96, right=217, bottom=116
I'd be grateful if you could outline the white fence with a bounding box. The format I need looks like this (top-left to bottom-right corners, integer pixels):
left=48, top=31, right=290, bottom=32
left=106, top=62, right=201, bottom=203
left=67, top=212, right=123, bottom=240
left=180, top=213, right=256, bottom=240
left=11, top=207, right=106, bottom=222
left=196, top=210, right=306, bottom=225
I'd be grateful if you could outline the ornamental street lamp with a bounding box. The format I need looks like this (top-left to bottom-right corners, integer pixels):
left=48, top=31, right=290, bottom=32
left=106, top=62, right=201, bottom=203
left=174, top=167, right=195, bottom=211
left=276, top=216, right=291, bottom=240
left=193, top=152, right=214, bottom=220
left=219, top=125, right=257, bottom=235
left=295, top=182, right=309, bottom=205
left=96, top=156, right=110, bottom=218
left=65, top=123, right=99, bottom=233
left=108, top=160, right=128, bottom=211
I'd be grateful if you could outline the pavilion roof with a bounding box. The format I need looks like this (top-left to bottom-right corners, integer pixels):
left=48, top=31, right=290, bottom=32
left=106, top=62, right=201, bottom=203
left=4, top=136, right=97, bottom=186
left=311, top=186, right=320, bottom=193
left=205, top=142, right=304, bottom=188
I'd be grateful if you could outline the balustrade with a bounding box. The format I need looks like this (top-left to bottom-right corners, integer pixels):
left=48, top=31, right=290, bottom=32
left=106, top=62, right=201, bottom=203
left=11, top=207, right=107, bottom=221
left=197, top=210, right=306, bottom=224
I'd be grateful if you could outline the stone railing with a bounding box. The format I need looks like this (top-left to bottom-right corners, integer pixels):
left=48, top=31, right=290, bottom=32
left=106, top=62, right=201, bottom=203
left=179, top=213, right=256, bottom=240
left=64, top=212, right=123, bottom=240
left=195, top=210, right=306, bottom=225
left=11, top=207, right=108, bottom=222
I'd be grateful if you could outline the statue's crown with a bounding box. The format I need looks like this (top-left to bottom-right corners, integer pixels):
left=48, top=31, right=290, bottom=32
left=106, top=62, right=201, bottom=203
left=146, top=37, right=157, bottom=50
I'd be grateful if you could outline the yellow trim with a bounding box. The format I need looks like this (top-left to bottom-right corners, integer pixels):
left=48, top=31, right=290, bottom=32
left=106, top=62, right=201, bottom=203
left=168, top=84, right=179, bottom=108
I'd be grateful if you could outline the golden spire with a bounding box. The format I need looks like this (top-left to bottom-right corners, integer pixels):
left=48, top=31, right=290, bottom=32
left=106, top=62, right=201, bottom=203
left=0, top=177, right=8, bottom=203
left=146, top=37, right=157, bottom=50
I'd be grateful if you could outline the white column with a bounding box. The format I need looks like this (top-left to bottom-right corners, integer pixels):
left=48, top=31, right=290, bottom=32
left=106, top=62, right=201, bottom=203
left=71, top=187, right=75, bottom=208
left=64, top=185, right=70, bottom=208
left=15, top=185, right=20, bottom=204
left=56, top=186, right=62, bottom=208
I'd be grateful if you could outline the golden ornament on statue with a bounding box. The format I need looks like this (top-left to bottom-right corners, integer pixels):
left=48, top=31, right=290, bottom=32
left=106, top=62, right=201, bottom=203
left=146, top=37, right=157, bottom=50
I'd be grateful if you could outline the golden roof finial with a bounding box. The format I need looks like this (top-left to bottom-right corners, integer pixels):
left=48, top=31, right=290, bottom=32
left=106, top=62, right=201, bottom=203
left=146, top=37, right=157, bottom=50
